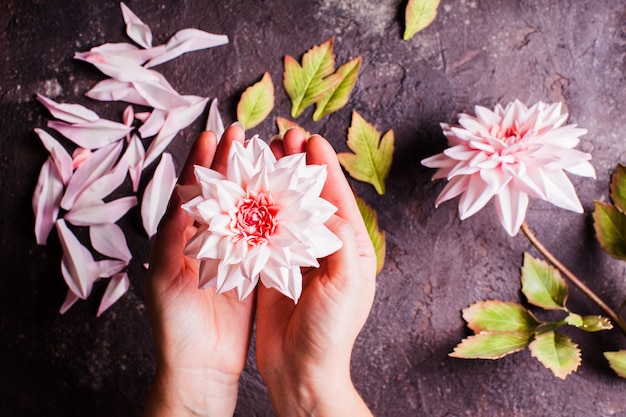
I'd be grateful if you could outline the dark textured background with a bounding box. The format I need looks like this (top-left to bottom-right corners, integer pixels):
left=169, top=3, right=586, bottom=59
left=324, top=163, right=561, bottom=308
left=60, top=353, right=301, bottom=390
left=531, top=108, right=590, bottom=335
left=2, top=0, right=626, bottom=416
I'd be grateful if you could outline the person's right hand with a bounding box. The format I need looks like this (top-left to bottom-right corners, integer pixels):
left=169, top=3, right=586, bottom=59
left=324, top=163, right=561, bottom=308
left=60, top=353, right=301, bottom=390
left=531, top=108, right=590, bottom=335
left=255, top=129, right=377, bottom=417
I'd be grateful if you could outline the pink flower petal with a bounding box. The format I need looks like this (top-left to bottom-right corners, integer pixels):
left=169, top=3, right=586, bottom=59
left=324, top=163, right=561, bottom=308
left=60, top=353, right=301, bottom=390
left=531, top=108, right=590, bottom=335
left=120, top=134, right=145, bottom=192
left=90, top=223, right=133, bottom=263
left=494, top=185, right=529, bottom=236
left=61, top=140, right=124, bottom=210
left=74, top=43, right=166, bottom=79
left=85, top=79, right=152, bottom=106
left=144, top=28, right=228, bottom=68
left=96, top=273, right=131, bottom=317
left=74, top=159, right=130, bottom=206
left=47, top=119, right=132, bottom=149
left=56, top=219, right=96, bottom=299
left=34, top=128, right=73, bottom=185
left=206, top=98, right=225, bottom=138
left=541, top=169, right=584, bottom=213
left=138, top=109, right=167, bottom=138
left=72, top=147, right=93, bottom=170
left=122, top=105, right=134, bottom=127
left=65, top=196, right=138, bottom=226
left=120, top=2, right=153, bottom=48
left=142, top=153, right=177, bottom=237
left=36, top=94, right=100, bottom=124
left=457, top=174, right=496, bottom=219
left=143, top=98, right=209, bottom=167
left=59, top=289, right=80, bottom=314
left=132, top=80, right=195, bottom=110
left=32, top=157, right=64, bottom=245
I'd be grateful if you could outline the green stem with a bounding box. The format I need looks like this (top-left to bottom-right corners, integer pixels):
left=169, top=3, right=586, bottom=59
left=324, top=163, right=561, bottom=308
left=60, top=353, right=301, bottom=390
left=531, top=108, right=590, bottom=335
left=520, top=221, right=626, bottom=336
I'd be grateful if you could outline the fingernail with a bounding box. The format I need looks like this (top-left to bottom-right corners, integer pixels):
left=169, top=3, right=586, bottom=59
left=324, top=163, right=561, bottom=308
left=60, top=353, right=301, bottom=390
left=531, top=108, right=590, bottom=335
left=231, top=121, right=245, bottom=131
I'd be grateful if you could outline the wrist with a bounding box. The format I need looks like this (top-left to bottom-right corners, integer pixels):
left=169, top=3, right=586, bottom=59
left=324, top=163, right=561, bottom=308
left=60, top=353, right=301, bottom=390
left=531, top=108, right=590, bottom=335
left=143, top=366, right=240, bottom=417
left=262, top=365, right=372, bottom=417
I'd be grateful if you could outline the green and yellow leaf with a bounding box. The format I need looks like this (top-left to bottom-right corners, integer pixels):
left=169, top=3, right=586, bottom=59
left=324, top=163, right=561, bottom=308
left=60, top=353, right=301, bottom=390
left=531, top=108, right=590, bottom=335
left=237, top=72, right=275, bottom=130
left=450, top=332, right=532, bottom=360
left=275, top=117, right=310, bottom=137
left=565, top=313, right=613, bottom=332
left=528, top=330, right=581, bottom=379
left=462, top=300, right=540, bottom=333
left=521, top=253, right=568, bottom=310
left=593, top=201, right=626, bottom=261
left=403, top=0, right=440, bottom=41
left=610, top=164, right=626, bottom=213
left=312, top=56, right=362, bottom=122
left=337, top=111, right=394, bottom=195
left=355, top=195, right=385, bottom=274
left=283, top=38, right=341, bottom=119
left=604, top=350, right=626, bottom=378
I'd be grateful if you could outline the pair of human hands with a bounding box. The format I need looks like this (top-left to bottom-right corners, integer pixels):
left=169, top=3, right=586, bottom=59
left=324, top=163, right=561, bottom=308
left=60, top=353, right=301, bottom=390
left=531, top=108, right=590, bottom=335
left=143, top=125, right=376, bottom=417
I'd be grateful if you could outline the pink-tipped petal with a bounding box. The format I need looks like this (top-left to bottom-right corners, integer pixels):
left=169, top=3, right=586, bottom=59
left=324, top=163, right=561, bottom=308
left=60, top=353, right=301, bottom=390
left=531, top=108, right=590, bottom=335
left=494, top=185, right=529, bottom=236
left=61, top=140, right=124, bottom=210
left=85, top=79, right=151, bottom=106
left=457, top=174, right=496, bottom=220
left=142, top=153, right=177, bottom=237
left=65, top=196, right=138, bottom=226
left=59, top=289, right=80, bottom=314
left=36, top=94, right=99, bottom=124
left=90, top=223, right=132, bottom=263
left=47, top=119, right=132, bottom=149
left=56, top=219, right=96, bottom=299
left=541, top=169, right=584, bottom=213
left=144, top=28, right=229, bottom=68
left=206, top=98, right=225, bottom=138
left=34, top=128, right=73, bottom=184
left=120, top=2, right=153, bottom=48
left=32, top=158, right=64, bottom=245
left=96, top=273, right=131, bottom=317
left=74, top=159, right=129, bottom=206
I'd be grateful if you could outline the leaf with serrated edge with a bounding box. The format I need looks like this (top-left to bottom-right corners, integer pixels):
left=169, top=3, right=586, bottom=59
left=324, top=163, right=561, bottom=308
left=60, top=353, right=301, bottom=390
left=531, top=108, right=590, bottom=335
left=276, top=117, right=310, bottom=137
left=355, top=195, right=385, bottom=274
left=604, top=351, right=626, bottom=378
left=450, top=332, right=532, bottom=359
left=337, top=111, right=394, bottom=195
left=404, top=0, right=440, bottom=41
left=283, top=38, right=341, bottom=118
left=521, top=253, right=568, bottom=310
left=529, top=330, right=581, bottom=379
left=593, top=201, right=626, bottom=260
left=313, top=57, right=361, bottom=121
left=565, top=313, right=613, bottom=332
left=610, top=164, right=626, bottom=213
left=237, top=72, right=275, bottom=130
left=463, top=301, right=539, bottom=333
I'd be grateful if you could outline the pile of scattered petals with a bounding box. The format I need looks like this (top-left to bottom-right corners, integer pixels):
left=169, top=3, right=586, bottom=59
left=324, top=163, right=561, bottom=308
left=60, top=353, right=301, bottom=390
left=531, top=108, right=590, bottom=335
left=421, top=99, right=595, bottom=236
left=32, top=2, right=228, bottom=315
left=180, top=136, right=342, bottom=302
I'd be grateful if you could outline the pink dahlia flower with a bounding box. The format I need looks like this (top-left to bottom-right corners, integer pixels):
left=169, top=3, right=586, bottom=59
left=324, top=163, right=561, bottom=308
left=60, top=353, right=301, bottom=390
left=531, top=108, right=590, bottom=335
left=180, top=136, right=342, bottom=302
left=422, top=100, right=595, bottom=236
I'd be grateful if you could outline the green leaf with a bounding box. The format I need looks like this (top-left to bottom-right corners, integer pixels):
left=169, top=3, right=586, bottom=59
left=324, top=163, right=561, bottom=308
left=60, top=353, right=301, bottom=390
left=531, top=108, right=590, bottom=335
left=610, top=164, right=626, bottom=213
left=355, top=195, right=385, bottom=274
left=312, top=57, right=362, bottom=122
left=236, top=72, right=274, bottom=130
left=275, top=116, right=310, bottom=137
left=403, top=0, right=440, bottom=41
left=604, top=350, right=626, bottom=378
left=337, top=111, right=394, bottom=195
left=593, top=201, right=626, bottom=261
left=283, top=38, right=341, bottom=119
left=528, top=330, right=581, bottom=379
left=450, top=332, right=532, bottom=359
left=462, top=301, right=540, bottom=333
left=521, top=253, right=568, bottom=310
left=565, top=313, right=612, bottom=332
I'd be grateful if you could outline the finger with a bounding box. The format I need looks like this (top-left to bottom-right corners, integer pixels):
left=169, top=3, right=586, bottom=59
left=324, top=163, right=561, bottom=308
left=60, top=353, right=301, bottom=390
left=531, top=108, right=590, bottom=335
left=323, top=215, right=364, bottom=290
left=282, top=127, right=307, bottom=155
left=269, top=135, right=285, bottom=159
left=306, top=135, right=370, bottom=247
left=178, top=131, right=218, bottom=185
left=212, top=123, right=246, bottom=175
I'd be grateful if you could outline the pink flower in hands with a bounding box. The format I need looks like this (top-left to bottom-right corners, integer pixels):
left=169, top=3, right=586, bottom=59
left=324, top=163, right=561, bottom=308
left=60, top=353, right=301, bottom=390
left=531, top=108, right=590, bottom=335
left=422, top=100, right=595, bottom=236
left=180, top=136, right=342, bottom=302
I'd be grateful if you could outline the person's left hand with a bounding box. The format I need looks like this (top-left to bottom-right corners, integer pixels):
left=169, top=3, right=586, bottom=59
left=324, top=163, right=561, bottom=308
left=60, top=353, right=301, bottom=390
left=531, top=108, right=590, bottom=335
left=143, top=126, right=255, bottom=417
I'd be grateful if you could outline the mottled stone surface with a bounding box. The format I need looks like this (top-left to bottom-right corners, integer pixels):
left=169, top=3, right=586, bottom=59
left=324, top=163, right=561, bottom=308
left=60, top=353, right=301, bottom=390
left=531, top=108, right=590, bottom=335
left=2, top=0, right=626, bottom=416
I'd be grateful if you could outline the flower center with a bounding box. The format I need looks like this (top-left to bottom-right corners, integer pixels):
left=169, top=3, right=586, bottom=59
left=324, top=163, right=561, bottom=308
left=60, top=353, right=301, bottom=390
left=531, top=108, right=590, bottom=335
left=230, top=193, right=279, bottom=246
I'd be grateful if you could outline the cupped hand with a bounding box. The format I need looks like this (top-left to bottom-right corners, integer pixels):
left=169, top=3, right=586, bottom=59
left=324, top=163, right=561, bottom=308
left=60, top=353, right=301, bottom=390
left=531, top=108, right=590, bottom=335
left=256, top=128, right=377, bottom=417
left=143, top=126, right=254, bottom=417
